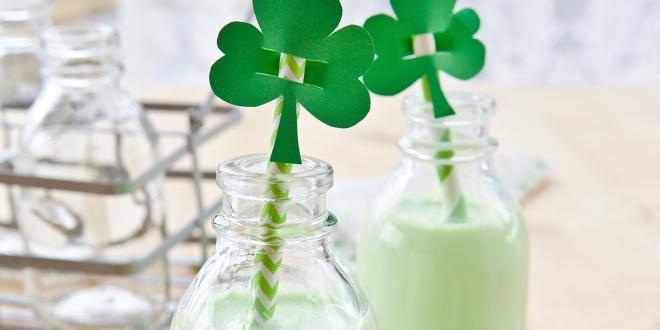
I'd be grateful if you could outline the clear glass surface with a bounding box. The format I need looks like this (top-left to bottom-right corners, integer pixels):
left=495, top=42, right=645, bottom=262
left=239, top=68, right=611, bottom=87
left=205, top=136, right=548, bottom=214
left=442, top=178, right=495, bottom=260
left=0, top=0, right=48, bottom=233
left=0, top=0, right=48, bottom=104
left=14, top=24, right=169, bottom=330
left=172, top=154, right=376, bottom=330
left=357, top=94, right=528, bottom=330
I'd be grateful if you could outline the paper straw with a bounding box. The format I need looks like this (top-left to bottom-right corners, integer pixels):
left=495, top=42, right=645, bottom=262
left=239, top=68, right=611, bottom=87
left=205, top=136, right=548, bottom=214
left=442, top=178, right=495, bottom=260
left=418, top=34, right=467, bottom=220
left=251, top=54, right=306, bottom=326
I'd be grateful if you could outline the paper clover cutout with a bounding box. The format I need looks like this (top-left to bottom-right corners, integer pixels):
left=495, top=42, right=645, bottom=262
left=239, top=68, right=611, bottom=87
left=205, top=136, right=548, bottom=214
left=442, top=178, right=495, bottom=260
left=210, top=0, right=375, bottom=164
left=363, top=0, right=486, bottom=118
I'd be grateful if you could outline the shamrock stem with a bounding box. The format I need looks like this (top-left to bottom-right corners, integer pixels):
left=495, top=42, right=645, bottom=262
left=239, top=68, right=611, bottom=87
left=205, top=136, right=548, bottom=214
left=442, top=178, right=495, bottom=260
left=270, top=89, right=301, bottom=164
left=424, top=71, right=454, bottom=118
left=420, top=75, right=467, bottom=223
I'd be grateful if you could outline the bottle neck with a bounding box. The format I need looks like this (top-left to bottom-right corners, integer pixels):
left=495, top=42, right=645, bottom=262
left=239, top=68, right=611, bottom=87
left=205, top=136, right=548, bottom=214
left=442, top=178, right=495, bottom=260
left=399, top=93, right=497, bottom=168
left=214, top=154, right=335, bottom=249
left=381, top=93, right=500, bottom=214
left=42, top=25, right=122, bottom=90
left=0, top=0, right=49, bottom=53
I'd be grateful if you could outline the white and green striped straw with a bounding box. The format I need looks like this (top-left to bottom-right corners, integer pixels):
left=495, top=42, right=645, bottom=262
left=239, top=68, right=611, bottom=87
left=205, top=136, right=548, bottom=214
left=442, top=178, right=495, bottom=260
left=421, top=75, right=467, bottom=219
left=251, top=54, right=306, bottom=326
left=418, top=33, right=467, bottom=220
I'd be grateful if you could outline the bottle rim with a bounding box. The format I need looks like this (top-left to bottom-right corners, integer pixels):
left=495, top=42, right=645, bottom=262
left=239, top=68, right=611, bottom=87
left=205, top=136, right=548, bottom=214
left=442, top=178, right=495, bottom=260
left=403, top=92, right=496, bottom=128
left=43, top=23, right=118, bottom=53
left=216, top=153, right=334, bottom=201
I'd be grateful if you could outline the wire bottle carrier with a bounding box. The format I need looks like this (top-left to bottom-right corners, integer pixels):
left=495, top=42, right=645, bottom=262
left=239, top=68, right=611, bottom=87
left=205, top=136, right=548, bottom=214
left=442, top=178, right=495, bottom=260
left=0, top=96, right=240, bottom=329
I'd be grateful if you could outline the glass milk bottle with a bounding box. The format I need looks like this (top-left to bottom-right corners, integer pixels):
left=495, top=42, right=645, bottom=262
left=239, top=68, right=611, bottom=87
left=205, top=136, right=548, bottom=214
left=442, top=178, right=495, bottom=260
left=0, top=0, right=47, bottom=104
left=0, top=0, right=48, bottom=230
left=172, top=154, right=376, bottom=330
left=14, top=24, right=168, bottom=329
left=358, top=94, right=528, bottom=330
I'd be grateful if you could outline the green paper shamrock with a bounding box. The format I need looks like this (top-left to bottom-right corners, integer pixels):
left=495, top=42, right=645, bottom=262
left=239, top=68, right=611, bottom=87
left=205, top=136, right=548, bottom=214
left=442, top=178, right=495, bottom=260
left=210, top=0, right=375, bottom=164
left=363, top=0, right=486, bottom=118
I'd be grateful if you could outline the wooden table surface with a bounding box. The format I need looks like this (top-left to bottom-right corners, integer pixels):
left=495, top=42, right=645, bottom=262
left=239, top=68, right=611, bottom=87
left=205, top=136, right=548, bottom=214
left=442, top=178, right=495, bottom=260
left=176, top=85, right=660, bottom=330
left=3, top=85, right=660, bottom=329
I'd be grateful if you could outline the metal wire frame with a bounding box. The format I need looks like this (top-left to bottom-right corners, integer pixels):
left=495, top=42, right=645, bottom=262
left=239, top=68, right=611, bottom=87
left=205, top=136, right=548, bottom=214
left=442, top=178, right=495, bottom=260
left=0, top=96, right=240, bottom=275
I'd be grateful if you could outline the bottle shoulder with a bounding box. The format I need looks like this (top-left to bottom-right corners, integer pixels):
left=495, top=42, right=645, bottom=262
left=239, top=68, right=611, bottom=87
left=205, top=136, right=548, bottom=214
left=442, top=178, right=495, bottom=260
left=362, top=186, right=527, bottom=252
left=15, top=85, right=160, bottom=180
left=174, top=240, right=372, bottom=329
left=20, top=85, right=156, bottom=147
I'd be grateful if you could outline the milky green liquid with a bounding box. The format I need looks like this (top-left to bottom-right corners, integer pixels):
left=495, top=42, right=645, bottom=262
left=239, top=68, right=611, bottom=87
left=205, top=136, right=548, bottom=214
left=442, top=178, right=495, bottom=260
left=358, top=200, right=528, bottom=330
left=171, top=290, right=374, bottom=330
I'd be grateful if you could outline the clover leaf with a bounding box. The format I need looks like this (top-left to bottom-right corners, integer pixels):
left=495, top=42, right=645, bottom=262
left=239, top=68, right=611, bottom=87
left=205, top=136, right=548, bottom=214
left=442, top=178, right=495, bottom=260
left=210, top=0, right=375, bottom=164
left=363, top=0, right=485, bottom=118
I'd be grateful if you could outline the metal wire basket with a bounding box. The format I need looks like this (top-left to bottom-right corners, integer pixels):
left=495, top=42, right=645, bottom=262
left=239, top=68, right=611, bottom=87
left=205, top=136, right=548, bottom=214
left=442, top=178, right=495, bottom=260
left=0, top=95, right=240, bottom=328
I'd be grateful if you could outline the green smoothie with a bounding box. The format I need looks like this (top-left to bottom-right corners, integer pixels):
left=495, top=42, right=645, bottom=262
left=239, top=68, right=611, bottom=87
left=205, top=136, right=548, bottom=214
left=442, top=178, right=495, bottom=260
left=358, top=199, right=528, bottom=330
left=171, top=290, right=375, bottom=330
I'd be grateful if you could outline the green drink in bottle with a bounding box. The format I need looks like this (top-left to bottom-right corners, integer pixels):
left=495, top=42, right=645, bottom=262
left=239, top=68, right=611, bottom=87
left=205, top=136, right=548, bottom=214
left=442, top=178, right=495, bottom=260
left=357, top=94, right=528, bottom=330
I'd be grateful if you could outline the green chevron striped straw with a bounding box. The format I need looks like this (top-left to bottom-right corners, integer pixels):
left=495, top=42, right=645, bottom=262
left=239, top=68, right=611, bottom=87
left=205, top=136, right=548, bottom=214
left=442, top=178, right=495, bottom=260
left=251, top=54, right=306, bottom=327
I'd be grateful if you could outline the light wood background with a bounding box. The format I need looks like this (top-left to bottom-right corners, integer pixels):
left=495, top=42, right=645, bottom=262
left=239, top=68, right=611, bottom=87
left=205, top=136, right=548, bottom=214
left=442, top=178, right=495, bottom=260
left=51, top=0, right=114, bottom=23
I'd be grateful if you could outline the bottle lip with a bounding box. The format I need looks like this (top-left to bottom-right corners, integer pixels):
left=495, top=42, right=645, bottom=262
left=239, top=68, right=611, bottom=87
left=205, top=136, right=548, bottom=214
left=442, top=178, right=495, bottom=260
left=43, top=24, right=118, bottom=54
left=217, top=154, right=334, bottom=200
left=403, top=92, right=495, bottom=127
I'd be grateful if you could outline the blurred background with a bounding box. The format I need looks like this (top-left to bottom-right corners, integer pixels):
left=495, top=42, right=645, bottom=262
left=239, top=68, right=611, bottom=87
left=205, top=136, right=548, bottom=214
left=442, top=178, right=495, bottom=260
left=46, top=0, right=660, bottom=89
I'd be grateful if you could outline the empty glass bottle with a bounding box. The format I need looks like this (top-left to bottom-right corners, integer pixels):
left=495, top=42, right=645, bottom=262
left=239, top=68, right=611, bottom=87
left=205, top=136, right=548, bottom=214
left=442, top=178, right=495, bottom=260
left=358, top=94, right=528, bottom=330
left=0, top=0, right=48, bottom=230
left=14, top=24, right=169, bottom=329
left=172, top=154, right=376, bottom=330
left=0, top=0, right=48, bottom=104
